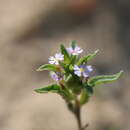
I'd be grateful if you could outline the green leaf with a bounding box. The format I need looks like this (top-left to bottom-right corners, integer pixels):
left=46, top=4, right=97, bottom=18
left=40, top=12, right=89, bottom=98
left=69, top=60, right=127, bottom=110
left=34, top=84, right=75, bottom=101
left=71, top=40, right=77, bottom=49
left=36, top=64, right=57, bottom=71
left=34, top=84, right=61, bottom=93
left=79, top=83, right=94, bottom=105
left=60, top=44, right=70, bottom=63
left=77, top=50, right=99, bottom=65
left=79, top=88, right=90, bottom=105
left=88, top=70, right=124, bottom=87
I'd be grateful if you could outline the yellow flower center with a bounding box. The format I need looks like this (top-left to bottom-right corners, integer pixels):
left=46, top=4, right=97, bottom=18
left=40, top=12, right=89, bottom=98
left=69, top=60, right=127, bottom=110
left=79, top=68, right=84, bottom=72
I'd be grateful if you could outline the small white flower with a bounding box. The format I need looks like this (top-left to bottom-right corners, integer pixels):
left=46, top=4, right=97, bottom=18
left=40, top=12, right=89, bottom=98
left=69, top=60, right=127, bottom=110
left=74, top=65, right=93, bottom=78
left=49, top=53, right=64, bottom=65
left=67, top=46, right=83, bottom=55
left=55, top=53, right=64, bottom=61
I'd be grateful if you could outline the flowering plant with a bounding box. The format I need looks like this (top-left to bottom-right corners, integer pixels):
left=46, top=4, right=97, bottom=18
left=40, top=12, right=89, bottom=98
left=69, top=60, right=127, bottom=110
left=34, top=41, right=123, bottom=130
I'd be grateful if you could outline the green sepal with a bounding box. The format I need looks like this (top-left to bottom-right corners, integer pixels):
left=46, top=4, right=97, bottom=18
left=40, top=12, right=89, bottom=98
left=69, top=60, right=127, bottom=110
left=69, top=64, right=73, bottom=72
left=34, top=84, right=61, bottom=93
left=77, top=50, right=99, bottom=65
left=60, top=44, right=70, bottom=63
left=88, top=70, right=124, bottom=87
left=70, top=41, right=78, bottom=64
left=36, top=64, right=57, bottom=72
left=70, top=55, right=77, bottom=65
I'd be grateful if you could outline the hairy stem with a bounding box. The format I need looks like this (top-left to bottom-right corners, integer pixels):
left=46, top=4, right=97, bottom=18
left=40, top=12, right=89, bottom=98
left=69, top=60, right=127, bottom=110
left=75, top=99, right=82, bottom=130
left=74, top=99, right=88, bottom=130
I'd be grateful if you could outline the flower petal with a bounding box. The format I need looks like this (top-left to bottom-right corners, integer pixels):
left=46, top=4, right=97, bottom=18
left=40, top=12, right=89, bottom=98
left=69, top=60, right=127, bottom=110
left=74, top=70, right=82, bottom=77
left=75, top=46, right=83, bottom=54
left=86, top=65, right=93, bottom=72
left=74, top=65, right=80, bottom=71
left=83, top=71, right=89, bottom=78
left=55, top=53, right=64, bottom=61
left=67, top=47, right=73, bottom=54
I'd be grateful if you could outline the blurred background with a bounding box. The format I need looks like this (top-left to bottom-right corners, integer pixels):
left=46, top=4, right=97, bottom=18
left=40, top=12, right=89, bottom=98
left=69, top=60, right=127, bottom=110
left=0, top=0, right=129, bottom=130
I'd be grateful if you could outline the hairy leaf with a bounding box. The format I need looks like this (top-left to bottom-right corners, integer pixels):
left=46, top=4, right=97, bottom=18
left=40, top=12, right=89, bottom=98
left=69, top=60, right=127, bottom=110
left=34, top=84, right=74, bottom=101
left=88, top=70, right=123, bottom=87
left=36, top=64, right=57, bottom=72
left=77, top=50, right=99, bottom=65
left=34, top=84, right=60, bottom=93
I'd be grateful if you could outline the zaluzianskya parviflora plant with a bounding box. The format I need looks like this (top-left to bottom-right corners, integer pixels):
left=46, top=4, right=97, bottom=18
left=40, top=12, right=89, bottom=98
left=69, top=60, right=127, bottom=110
left=34, top=41, right=123, bottom=130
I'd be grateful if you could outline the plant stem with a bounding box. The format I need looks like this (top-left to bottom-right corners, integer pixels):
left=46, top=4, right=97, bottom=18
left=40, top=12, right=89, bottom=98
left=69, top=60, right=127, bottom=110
left=75, top=99, right=82, bottom=130
left=74, top=99, right=88, bottom=130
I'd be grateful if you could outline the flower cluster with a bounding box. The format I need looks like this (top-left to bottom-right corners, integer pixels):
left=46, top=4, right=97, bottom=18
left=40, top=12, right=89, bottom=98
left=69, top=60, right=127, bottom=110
left=48, top=44, right=93, bottom=81
left=35, top=40, right=123, bottom=105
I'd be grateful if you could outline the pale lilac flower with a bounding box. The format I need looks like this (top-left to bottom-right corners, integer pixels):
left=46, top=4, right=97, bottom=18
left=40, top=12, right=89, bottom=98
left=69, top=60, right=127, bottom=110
left=49, top=53, right=64, bottom=65
left=74, top=65, right=93, bottom=78
left=67, top=46, right=83, bottom=55
left=50, top=72, right=62, bottom=81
